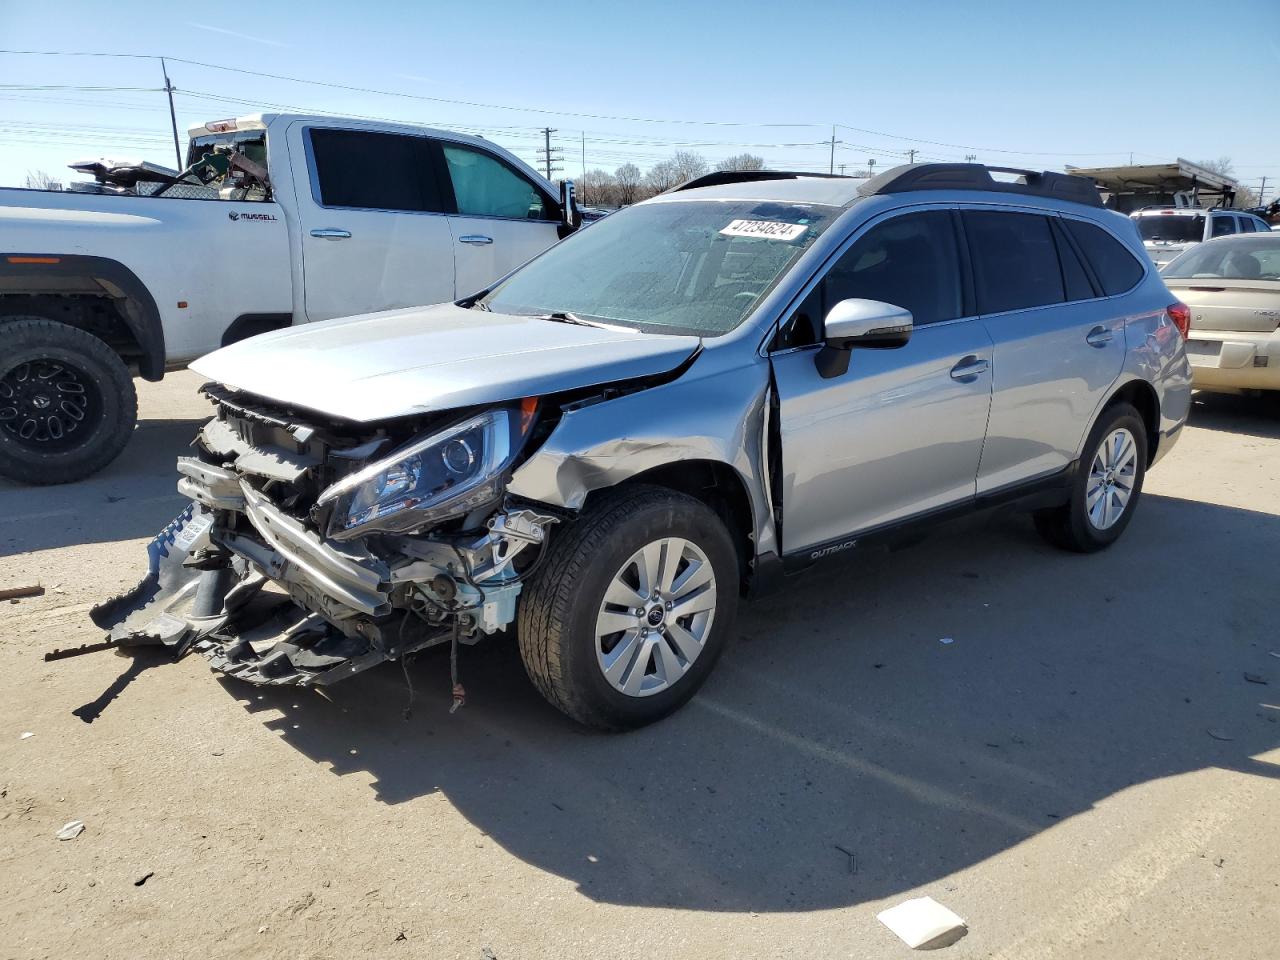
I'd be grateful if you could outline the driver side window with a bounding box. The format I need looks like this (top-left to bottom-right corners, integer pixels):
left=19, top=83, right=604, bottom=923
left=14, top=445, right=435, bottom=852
left=773, top=209, right=964, bottom=349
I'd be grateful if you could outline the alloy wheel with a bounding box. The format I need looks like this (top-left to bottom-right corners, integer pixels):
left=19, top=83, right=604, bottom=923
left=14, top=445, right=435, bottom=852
left=0, top=359, right=100, bottom=452
left=1086, top=427, right=1138, bottom=531
left=595, top=537, right=718, bottom=698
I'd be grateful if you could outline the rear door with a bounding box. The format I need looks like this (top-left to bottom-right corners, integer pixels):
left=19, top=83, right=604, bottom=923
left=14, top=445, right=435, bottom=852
left=291, top=124, right=455, bottom=322
left=772, top=207, right=993, bottom=554
left=966, top=208, right=1126, bottom=492
left=436, top=140, right=562, bottom=296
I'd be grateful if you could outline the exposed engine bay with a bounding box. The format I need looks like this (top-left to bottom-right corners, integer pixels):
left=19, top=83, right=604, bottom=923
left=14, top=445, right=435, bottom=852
left=89, top=384, right=560, bottom=690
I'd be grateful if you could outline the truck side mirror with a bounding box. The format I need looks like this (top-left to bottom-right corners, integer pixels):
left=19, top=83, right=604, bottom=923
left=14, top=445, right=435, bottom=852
left=558, top=179, right=582, bottom=238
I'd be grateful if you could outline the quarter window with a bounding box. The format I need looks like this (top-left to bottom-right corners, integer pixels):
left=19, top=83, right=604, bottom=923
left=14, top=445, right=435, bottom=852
left=963, top=211, right=1064, bottom=313
left=1062, top=219, right=1144, bottom=296
left=442, top=144, right=550, bottom=220
left=309, top=128, right=443, bottom=213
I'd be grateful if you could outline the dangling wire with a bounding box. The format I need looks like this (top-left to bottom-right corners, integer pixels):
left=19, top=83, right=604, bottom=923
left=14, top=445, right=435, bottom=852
left=449, top=614, right=466, bottom=714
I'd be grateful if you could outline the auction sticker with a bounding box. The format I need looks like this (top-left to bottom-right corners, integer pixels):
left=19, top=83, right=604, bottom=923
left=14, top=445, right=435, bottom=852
left=719, top=219, right=808, bottom=241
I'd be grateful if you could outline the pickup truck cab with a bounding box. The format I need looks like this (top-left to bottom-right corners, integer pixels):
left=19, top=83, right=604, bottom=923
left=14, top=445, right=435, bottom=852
left=0, top=113, right=576, bottom=484
left=1132, top=206, right=1273, bottom=268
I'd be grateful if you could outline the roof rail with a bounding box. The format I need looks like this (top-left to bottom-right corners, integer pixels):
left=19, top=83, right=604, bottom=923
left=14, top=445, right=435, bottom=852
left=667, top=169, right=850, bottom=194
left=857, top=163, right=1103, bottom=209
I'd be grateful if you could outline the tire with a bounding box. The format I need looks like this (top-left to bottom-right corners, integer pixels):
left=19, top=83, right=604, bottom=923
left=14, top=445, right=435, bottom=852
left=0, top=316, right=138, bottom=485
left=1034, top=402, right=1147, bottom=553
left=517, top=485, right=739, bottom=730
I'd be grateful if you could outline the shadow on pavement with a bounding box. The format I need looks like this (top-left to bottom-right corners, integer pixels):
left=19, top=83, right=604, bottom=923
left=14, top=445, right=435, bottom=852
left=1188, top=391, right=1280, bottom=439
left=0, top=417, right=204, bottom=556
left=212, top=493, right=1280, bottom=913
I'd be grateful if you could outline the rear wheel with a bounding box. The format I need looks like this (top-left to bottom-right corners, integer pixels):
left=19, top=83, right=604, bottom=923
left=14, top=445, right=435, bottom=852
left=0, top=317, right=137, bottom=485
left=1034, top=402, right=1147, bottom=553
left=518, top=486, right=739, bottom=730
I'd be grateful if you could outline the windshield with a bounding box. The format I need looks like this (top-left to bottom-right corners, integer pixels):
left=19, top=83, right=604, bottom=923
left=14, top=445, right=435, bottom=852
left=1135, top=214, right=1204, bottom=243
left=482, top=199, right=839, bottom=336
left=1163, top=236, right=1280, bottom=280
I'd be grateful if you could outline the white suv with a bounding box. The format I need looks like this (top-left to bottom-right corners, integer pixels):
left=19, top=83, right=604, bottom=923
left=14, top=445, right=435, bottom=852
left=1132, top=207, right=1273, bottom=267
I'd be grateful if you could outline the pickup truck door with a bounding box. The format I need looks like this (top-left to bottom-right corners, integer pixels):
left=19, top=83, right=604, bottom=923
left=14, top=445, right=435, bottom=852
left=291, top=124, right=455, bottom=322
left=436, top=141, right=563, bottom=297
left=771, top=208, right=993, bottom=556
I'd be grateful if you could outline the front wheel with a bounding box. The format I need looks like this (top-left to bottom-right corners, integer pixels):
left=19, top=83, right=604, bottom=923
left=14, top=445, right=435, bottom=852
left=1034, top=402, right=1147, bottom=553
left=0, top=317, right=138, bottom=485
left=518, top=486, right=739, bottom=730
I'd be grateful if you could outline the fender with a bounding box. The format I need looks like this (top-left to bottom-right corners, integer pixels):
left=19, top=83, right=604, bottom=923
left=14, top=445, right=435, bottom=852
left=0, top=253, right=166, bottom=380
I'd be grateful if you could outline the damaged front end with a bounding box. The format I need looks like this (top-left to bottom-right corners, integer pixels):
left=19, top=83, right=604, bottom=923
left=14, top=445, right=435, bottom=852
left=90, top=385, right=558, bottom=687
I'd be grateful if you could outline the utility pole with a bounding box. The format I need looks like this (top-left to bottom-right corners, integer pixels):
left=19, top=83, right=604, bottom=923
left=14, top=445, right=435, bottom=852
left=829, top=126, right=836, bottom=175
left=580, top=131, right=587, bottom=203
left=1259, top=176, right=1268, bottom=205
left=537, top=127, right=562, bottom=181
left=159, top=57, right=182, bottom=170
left=964, top=153, right=977, bottom=163
left=907, top=149, right=917, bottom=164
left=868, top=158, right=876, bottom=177
left=838, top=163, right=847, bottom=175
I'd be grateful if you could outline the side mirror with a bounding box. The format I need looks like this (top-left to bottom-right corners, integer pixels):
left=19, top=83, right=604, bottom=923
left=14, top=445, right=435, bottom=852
left=815, top=298, right=913, bottom=379
left=558, top=179, right=582, bottom=238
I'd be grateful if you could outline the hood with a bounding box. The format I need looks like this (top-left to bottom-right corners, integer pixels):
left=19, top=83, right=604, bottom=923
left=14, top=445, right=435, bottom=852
left=190, top=303, right=701, bottom=423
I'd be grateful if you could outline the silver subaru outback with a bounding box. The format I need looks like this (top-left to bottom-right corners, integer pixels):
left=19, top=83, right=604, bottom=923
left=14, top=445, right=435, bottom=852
left=93, top=164, right=1192, bottom=730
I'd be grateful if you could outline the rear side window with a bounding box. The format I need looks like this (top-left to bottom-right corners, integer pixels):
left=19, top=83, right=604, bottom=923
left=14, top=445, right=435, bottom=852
left=1211, top=215, right=1237, bottom=237
left=963, top=211, right=1064, bottom=313
left=1238, top=218, right=1256, bottom=233
left=1063, top=219, right=1144, bottom=296
left=309, top=129, right=443, bottom=213
left=442, top=144, right=550, bottom=220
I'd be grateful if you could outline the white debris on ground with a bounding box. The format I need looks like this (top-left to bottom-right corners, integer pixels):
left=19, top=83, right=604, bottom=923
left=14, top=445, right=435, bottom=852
left=56, top=820, right=85, bottom=841
left=19, top=731, right=34, bottom=740
left=877, top=896, right=968, bottom=949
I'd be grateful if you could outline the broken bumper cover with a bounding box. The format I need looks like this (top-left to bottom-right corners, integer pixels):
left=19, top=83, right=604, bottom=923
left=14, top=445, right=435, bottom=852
left=91, top=490, right=447, bottom=687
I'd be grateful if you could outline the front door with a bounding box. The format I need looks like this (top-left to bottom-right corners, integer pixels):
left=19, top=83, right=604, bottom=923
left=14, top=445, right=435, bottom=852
left=437, top=141, right=562, bottom=297
left=292, top=124, right=456, bottom=323
left=772, top=209, right=994, bottom=555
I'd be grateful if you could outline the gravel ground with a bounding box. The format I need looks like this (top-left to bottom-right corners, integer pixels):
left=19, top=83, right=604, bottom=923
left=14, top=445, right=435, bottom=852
left=2, top=372, right=1278, bottom=959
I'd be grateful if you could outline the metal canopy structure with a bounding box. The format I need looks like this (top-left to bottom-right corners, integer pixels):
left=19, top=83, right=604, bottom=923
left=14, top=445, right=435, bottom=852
left=1066, top=158, right=1238, bottom=212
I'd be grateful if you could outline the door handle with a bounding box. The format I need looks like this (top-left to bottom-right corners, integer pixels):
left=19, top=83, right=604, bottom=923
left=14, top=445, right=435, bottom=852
left=950, top=356, right=989, bottom=381
left=1086, top=325, right=1114, bottom=347
left=309, top=228, right=351, bottom=240
left=458, top=235, right=494, bottom=245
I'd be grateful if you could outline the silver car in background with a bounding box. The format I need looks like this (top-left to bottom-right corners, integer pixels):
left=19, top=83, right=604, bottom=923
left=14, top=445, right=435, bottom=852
left=94, top=163, right=1192, bottom=730
left=1132, top=206, right=1273, bottom=267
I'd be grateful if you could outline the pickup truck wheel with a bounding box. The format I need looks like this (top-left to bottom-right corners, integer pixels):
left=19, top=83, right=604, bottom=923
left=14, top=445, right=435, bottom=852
left=0, top=317, right=137, bottom=485
left=1033, top=402, right=1147, bottom=553
left=517, top=485, right=739, bottom=730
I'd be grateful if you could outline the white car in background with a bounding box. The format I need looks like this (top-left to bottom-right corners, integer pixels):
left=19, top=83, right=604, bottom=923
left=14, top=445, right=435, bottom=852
left=1131, top=207, right=1272, bottom=268
left=0, top=113, right=580, bottom=484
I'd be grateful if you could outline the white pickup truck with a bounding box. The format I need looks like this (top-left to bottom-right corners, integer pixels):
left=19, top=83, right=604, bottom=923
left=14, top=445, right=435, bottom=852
left=0, top=113, right=579, bottom=484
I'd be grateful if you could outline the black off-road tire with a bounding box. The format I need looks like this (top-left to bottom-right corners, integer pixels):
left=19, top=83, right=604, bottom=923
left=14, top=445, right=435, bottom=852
left=0, top=316, right=138, bottom=485
left=1034, top=402, right=1148, bottom=553
left=517, top=485, right=739, bottom=730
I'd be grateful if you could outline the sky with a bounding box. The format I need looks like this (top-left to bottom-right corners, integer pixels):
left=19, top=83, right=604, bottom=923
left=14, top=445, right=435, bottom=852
left=0, top=0, right=1277, bottom=200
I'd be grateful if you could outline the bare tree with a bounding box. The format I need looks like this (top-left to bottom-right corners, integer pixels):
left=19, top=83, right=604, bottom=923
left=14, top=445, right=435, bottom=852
left=579, top=168, right=618, bottom=207
left=644, top=159, right=681, bottom=194
left=669, top=150, right=708, bottom=183
left=23, top=169, right=59, bottom=190
left=715, top=153, right=765, bottom=172
left=1197, top=156, right=1235, bottom=177
left=614, top=163, right=642, bottom=206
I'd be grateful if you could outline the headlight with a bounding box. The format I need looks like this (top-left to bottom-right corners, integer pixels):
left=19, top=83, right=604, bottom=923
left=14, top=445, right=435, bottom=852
left=318, top=409, right=513, bottom=539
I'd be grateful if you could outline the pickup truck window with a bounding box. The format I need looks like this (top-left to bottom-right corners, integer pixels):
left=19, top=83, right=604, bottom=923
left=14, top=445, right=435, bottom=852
left=1136, top=214, right=1204, bottom=243
left=309, top=128, right=444, bottom=213
left=1210, top=215, right=1238, bottom=238
left=442, top=144, right=550, bottom=220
